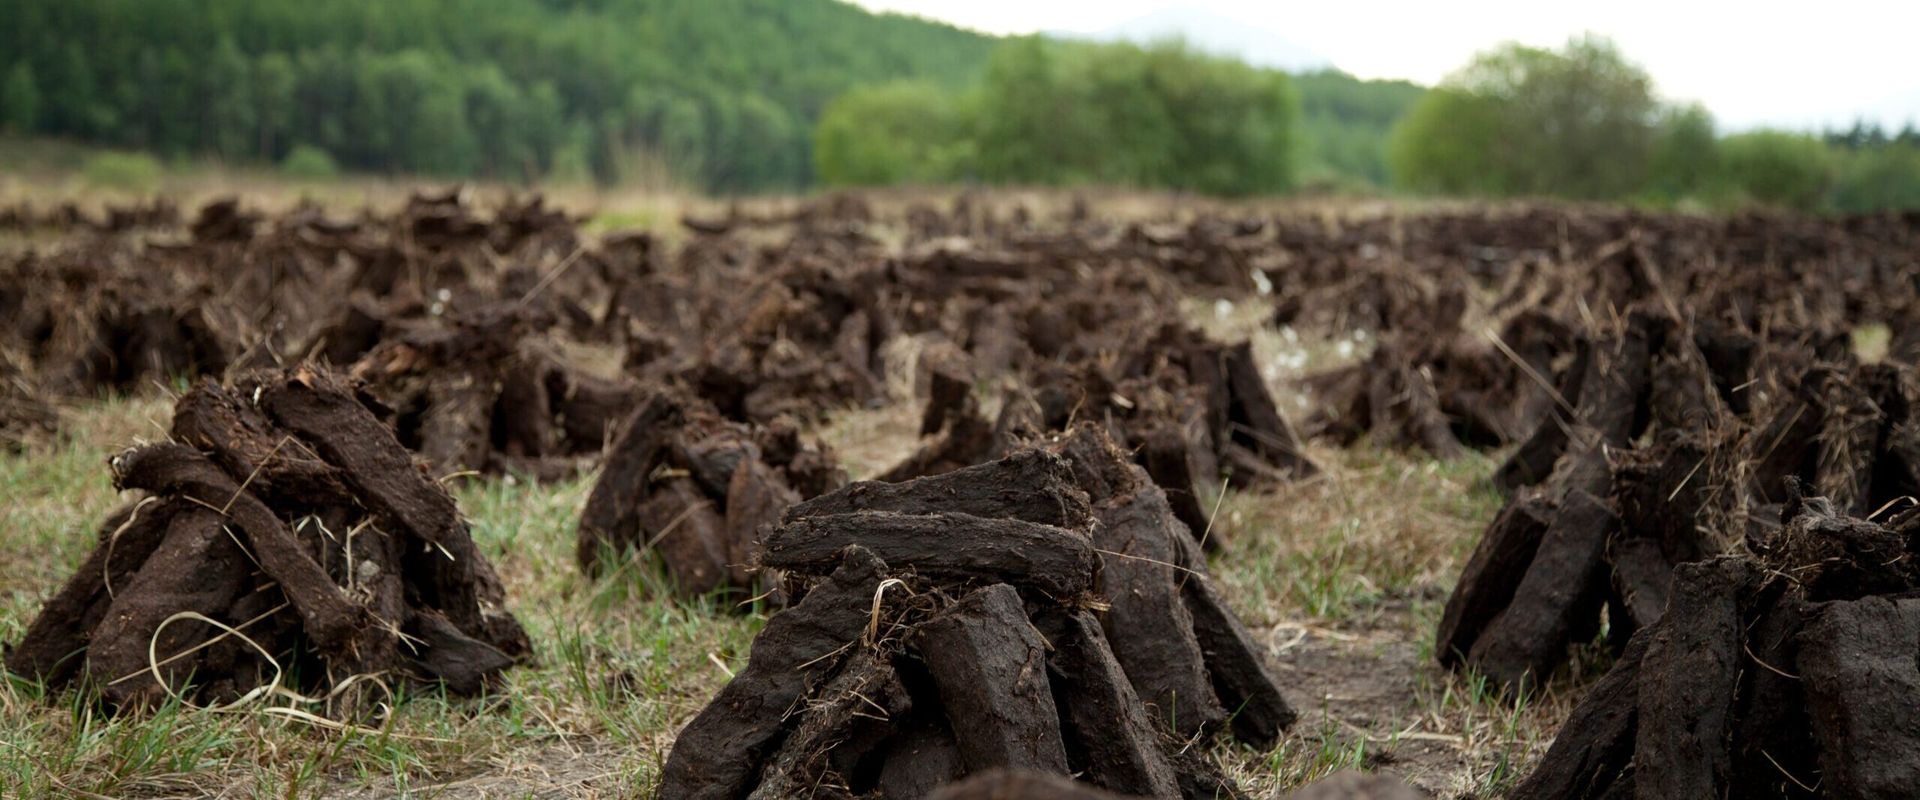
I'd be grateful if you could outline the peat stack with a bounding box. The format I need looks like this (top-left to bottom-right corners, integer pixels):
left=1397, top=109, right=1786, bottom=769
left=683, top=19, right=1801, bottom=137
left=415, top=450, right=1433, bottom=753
left=873, top=353, right=1004, bottom=484
left=1088, top=326, right=1320, bottom=487
left=1304, top=310, right=1574, bottom=459
left=642, top=237, right=896, bottom=426
left=1439, top=312, right=1920, bottom=692
left=343, top=302, right=638, bottom=481
left=879, top=324, right=1318, bottom=551
left=659, top=434, right=1294, bottom=799
left=1512, top=493, right=1920, bottom=800
left=574, top=391, right=845, bottom=598
left=4, top=367, right=529, bottom=711
left=1441, top=315, right=1773, bottom=685
left=932, top=324, right=1321, bottom=488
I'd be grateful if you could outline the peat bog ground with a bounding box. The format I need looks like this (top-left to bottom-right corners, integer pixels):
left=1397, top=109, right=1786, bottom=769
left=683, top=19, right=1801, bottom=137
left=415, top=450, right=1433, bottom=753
left=0, top=189, right=1913, bottom=798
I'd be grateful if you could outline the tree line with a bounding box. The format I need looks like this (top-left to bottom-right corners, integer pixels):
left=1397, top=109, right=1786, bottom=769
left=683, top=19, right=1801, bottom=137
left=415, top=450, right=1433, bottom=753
left=0, top=0, right=994, bottom=190
left=1387, top=35, right=1920, bottom=213
left=2, top=0, right=1915, bottom=211
left=816, top=38, right=1307, bottom=197
left=0, top=0, right=1421, bottom=194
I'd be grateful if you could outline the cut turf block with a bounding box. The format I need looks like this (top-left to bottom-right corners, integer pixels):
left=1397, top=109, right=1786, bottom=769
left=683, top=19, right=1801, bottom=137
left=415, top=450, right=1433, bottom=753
left=635, top=476, right=730, bottom=596
left=1139, top=425, right=1219, bottom=549
left=88, top=507, right=253, bottom=708
left=3, top=500, right=182, bottom=687
left=1507, top=637, right=1647, bottom=800
left=1493, top=342, right=1591, bottom=493
left=914, top=584, right=1071, bottom=774
left=878, top=718, right=967, bottom=799
left=575, top=392, right=839, bottom=597
left=1797, top=596, right=1920, bottom=799
left=1181, top=564, right=1299, bottom=747
left=747, top=652, right=914, bottom=800
left=1464, top=489, right=1616, bottom=693
left=1514, top=499, right=1920, bottom=797
left=724, top=458, right=800, bottom=589
left=785, top=449, right=1091, bottom=530
left=1036, top=611, right=1183, bottom=798
left=576, top=392, right=682, bottom=573
left=1434, top=495, right=1551, bottom=668
left=1084, top=486, right=1223, bottom=737
left=1726, top=586, right=1816, bottom=800
left=1055, top=422, right=1295, bottom=745
left=658, top=546, right=887, bottom=800
left=1631, top=557, right=1753, bottom=799
left=1440, top=325, right=1920, bottom=696
left=1220, top=340, right=1319, bottom=480
left=1605, top=535, right=1672, bottom=633
left=764, top=511, right=1096, bottom=599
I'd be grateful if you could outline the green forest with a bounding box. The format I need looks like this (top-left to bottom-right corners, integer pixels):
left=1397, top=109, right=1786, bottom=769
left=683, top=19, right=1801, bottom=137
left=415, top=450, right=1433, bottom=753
left=0, top=0, right=1418, bottom=195
left=2, top=0, right=1917, bottom=209
left=0, top=0, right=996, bottom=190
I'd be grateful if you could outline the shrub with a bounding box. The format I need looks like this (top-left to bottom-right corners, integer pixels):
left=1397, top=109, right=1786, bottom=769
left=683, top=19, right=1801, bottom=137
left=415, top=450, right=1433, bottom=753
left=968, top=38, right=1300, bottom=196
left=1830, top=145, right=1920, bottom=213
left=1645, top=103, right=1719, bottom=202
left=1716, top=130, right=1834, bottom=212
left=80, top=151, right=163, bottom=191
left=281, top=144, right=340, bottom=179
left=1389, top=35, right=1660, bottom=199
left=814, top=80, right=969, bottom=186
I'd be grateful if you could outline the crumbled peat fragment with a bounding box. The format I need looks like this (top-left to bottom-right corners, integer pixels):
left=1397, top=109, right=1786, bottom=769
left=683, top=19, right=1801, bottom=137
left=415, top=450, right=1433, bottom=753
left=1285, top=771, right=1426, bottom=800
left=924, top=769, right=1140, bottom=800
left=659, top=433, right=1296, bottom=799
left=1436, top=313, right=1920, bottom=692
left=3, top=367, right=528, bottom=712
left=574, top=390, right=844, bottom=599
left=1511, top=497, right=1920, bottom=799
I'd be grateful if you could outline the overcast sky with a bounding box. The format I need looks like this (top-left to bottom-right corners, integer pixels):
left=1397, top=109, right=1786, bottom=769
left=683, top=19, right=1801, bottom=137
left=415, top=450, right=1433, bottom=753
left=849, top=0, right=1920, bottom=132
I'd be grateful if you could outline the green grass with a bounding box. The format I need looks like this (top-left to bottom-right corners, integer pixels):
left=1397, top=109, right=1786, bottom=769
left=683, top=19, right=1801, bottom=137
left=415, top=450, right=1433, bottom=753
left=1853, top=322, right=1892, bottom=363
left=80, top=153, right=165, bottom=193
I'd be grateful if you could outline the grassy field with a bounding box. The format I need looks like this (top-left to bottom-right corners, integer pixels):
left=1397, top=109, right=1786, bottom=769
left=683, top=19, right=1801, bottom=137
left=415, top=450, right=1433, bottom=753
left=0, top=171, right=1588, bottom=797
left=0, top=317, right=1594, bottom=800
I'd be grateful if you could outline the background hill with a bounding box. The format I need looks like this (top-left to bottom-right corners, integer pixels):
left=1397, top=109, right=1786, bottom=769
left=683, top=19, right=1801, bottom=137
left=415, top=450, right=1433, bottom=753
left=0, top=0, right=1418, bottom=192
left=0, top=0, right=996, bottom=190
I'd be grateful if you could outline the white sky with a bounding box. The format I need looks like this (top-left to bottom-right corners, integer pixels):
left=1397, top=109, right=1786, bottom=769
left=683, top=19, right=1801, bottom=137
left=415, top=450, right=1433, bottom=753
left=849, top=0, right=1920, bottom=132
